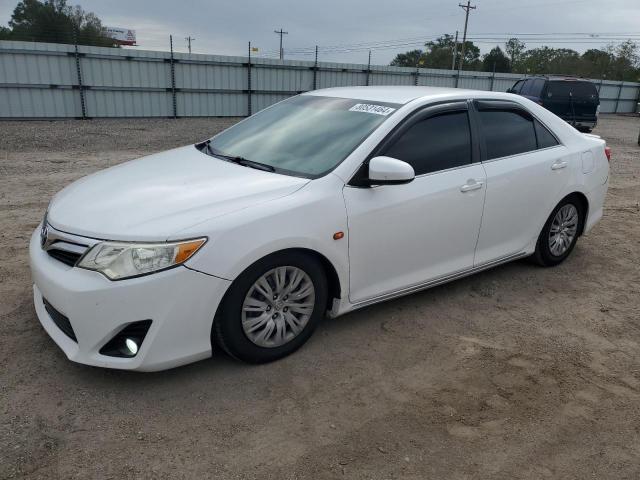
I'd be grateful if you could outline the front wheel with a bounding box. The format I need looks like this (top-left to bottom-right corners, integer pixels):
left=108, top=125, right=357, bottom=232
left=533, top=197, right=584, bottom=267
left=213, top=251, right=328, bottom=363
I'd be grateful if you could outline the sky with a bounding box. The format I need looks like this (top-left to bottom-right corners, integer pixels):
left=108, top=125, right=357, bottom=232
left=1, top=0, right=639, bottom=64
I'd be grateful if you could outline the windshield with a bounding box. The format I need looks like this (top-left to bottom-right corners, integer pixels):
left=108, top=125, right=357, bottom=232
left=203, top=95, right=400, bottom=178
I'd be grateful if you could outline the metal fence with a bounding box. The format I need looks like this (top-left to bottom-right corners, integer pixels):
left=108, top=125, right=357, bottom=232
left=1, top=39, right=639, bottom=119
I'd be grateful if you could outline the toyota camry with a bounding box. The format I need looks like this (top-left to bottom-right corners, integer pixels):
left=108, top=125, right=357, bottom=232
left=30, top=86, right=610, bottom=371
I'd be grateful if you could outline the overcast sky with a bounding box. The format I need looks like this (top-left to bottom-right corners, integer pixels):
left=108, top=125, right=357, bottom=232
left=1, top=0, right=639, bottom=64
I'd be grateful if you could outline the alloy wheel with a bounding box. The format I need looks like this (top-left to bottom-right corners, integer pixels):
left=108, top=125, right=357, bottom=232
left=548, top=204, right=579, bottom=256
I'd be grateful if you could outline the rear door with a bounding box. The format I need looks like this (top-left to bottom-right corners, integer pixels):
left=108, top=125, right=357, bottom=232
left=543, top=80, right=599, bottom=120
left=472, top=100, right=572, bottom=265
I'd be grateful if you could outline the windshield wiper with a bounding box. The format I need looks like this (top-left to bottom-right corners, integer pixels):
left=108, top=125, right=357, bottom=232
left=202, top=142, right=275, bottom=172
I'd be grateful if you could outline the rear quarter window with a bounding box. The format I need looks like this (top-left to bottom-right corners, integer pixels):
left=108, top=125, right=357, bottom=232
left=534, top=120, right=559, bottom=149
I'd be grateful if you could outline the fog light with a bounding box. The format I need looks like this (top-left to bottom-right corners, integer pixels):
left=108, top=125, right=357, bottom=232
left=125, top=338, right=139, bottom=355
left=99, top=320, right=152, bottom=358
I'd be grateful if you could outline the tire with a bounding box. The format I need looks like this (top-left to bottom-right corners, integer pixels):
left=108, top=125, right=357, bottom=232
left=533, top=196, right=585, bottom=267
left=213, top=251, right=328, bottom=363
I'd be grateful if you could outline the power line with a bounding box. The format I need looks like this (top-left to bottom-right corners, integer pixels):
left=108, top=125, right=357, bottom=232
left=257, top=30, right=640, bottom=58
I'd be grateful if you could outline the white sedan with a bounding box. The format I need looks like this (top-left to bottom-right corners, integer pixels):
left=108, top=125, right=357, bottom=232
left=30, top=86, right=610, bottom=371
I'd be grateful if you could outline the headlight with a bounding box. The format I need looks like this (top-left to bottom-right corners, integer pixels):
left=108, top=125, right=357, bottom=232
left=78, top=238, right=206, bottom=280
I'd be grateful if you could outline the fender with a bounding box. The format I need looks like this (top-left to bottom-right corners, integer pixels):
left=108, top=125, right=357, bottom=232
left=180, top=174, right=350, bottom=300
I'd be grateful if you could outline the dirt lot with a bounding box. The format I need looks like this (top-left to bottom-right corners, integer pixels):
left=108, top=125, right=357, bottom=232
left=1, top=114, right=639, bottom=479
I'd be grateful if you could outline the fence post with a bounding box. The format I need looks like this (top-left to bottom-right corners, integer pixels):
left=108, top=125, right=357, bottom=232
left=489, top=62, right=496, bottom=91
left=313, top=45, right=318, bottom=91
left=366, top=50, right=371, bottom=86
left=247, top=41, right=252, bottom=116
left=73, top=29, right=87, bottom=119
left=169, top=35, right=177, bottom=118
left=614, top=81, right=623, bottom=113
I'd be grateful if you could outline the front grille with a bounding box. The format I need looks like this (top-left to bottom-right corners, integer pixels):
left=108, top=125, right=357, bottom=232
left=43, top=298, right=77, bottom=342
left=47, top=249, right=82, bottom=267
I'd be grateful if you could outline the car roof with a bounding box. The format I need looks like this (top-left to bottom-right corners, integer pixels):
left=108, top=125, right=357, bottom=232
left=303, top=86, right=483, bottom=105
left=517, top=75, right=591, bottom=82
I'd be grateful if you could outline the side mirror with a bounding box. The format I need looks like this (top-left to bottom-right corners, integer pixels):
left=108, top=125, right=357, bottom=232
left=368, top=156, right=415, bottom=185
left=506, top=88, right=514, bottom=93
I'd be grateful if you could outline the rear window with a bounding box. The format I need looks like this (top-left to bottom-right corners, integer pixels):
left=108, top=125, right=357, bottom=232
left=546, top=81, right=598, bottom=100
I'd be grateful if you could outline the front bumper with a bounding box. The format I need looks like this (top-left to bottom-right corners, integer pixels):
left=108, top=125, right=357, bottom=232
left=29, top=227, right=231, bottom=371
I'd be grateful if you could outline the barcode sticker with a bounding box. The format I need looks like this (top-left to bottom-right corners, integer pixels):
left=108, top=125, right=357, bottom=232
left=348, top=103, right=396, bottom=116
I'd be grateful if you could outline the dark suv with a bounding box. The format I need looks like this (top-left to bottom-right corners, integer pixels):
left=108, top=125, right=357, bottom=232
left=507, top=76, right=600, bottom=132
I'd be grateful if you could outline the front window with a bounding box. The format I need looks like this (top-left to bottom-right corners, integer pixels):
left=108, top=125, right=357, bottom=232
left=383, top=111, right=472, bottom=175
left=202, top=95, right=400, bottom=178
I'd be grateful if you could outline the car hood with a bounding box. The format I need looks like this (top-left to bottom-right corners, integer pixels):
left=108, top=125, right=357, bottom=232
left=47, top=145, right=310, bottom=241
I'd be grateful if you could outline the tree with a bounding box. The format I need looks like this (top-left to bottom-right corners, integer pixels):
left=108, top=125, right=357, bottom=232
left=389, top=35, right=640, bottom=80
left=482, top=46, right=510, bottom=73
left=390, top=35, right=480, bottom=70
left=520, top=47, right=581, bottom=75
left=608, top=40, right=640, bottom=81
left=5, top=0, right=114, bottom=46
left=580, top=49, right=614, bottom=78
left=390, top=49, right=426, bottom=67
left=422, top=34, right=456, bottom=69
left=505, top=38, right=526, bottom=71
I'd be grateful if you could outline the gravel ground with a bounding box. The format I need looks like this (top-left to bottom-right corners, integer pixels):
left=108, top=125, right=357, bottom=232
left=1, top=114, right=639, bottom=479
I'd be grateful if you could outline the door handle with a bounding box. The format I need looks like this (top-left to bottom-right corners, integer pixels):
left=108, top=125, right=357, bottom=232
left=460, top=181, right=484, bottom=192
left=551, top=160, right=568, bottom=170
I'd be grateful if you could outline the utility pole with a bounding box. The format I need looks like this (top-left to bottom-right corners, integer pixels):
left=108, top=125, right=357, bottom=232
left=274, top=28, right=288, bottom=60
left=185, top=36, right=195, bottom=54
left=451, top=30, right=459, bottom=71
left=457, top=1, right=476, bottom=72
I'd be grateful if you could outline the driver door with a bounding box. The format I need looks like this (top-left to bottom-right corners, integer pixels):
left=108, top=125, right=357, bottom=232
left=343, top=102, right=486, bottom=304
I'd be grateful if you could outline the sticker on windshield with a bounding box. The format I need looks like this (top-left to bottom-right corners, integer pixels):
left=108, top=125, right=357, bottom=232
left=348, top=103, right=396, bottom=116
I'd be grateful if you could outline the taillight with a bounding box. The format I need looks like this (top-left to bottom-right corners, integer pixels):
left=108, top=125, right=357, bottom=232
left=604, top=146, right=611, bottom=162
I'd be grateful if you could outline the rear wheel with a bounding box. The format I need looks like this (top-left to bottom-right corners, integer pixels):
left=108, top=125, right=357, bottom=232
left=533, top=197, right=584, bottom=267
left=214, top=251, right=327, bottom=363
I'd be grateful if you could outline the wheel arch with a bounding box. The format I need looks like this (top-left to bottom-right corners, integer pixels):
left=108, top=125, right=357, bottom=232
left=213, top=247, right=342, bottom=319
left=282, top=247, right=342, bottom=308
left=562, top=191, right=589, bottom=236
